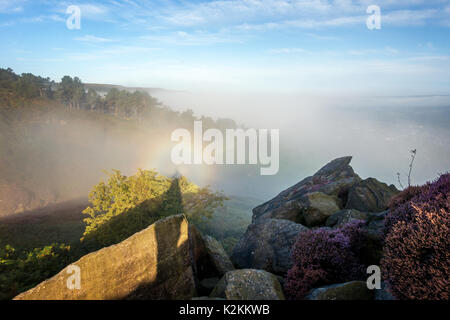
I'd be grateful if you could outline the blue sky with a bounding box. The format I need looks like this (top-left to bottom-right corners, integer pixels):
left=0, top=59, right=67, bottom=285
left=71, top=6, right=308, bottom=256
left=1, top=0, right=450, bottom=94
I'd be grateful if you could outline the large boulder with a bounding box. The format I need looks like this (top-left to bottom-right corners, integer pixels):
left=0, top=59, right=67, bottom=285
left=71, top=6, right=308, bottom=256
left=210, top=269, right=285, bottom=300
left=231, top=218, right=308, bottom=275
left=301, top=192, right=341, bottom=226
left=203, top=235, right=235, bottom=276
left=15, top=215, right=200, bottom=300
left=345, top=178, right=399, bottom=212
left=252, top=156, right=360, bottom=224
left=305, top=281, right=374, bottom=300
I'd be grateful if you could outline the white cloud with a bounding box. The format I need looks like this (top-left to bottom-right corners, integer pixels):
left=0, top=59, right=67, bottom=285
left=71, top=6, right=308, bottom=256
left=306, top=32, right=341, bottom=41
left=141, top=30, right=241, bottom=46
left=146, top=0, right=449, bottom=29
left=74, top=35, right=116, bottom=43
left=0, top=0, right=25, bottom=13
left=67, top=45, right=159, bottom=61
left=382, top=9, right=439, bottom=26
left=20, top=14, right=65, bottom=23
left=385, top=46, right=399, bottom=55
left=268, top=48, right=306, bottom=54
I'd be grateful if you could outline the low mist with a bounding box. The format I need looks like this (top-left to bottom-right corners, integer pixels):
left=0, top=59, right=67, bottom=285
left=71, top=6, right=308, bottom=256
left=153, top=90, right=450, bottom=200
left=1, top=89, right=449, bottom=217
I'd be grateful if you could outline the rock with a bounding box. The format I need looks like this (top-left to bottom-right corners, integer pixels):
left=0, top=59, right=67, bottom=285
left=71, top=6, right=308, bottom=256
left=326, top=209, right=368, bottom=228
left=191, top=296, right=226, bottom=300
left=210, top=269, right=285, bottom=300
left=359, top=210, right=388, bottom=265
left=188, top=224, right=209, bottom=278
left=203, top=235, right=235, bottom=276
left=302, top=192, right=341, bottom=226
left=188, top=225, right=234, bottom=290
left=366, top=210, right=388, bottom=233
left=231, top=218, right=308, bottom=275
left=345, top=178, right=399, bottom=213
left=14, top=215, right=198, bottom=300
left=374, top=281, right=396, bottom=300
left=198, top=277, right=220, bottom=296
left=189, top=231, right=234, bottom=295
left=188, top=225, right=219, bottom=281
left=305, top=281, right=374, bottom=300
left=275, top=275, right=285, bottom=288
left=326, top=210, right=387, bottom=265
left=252, top=156, right=360, bottom=223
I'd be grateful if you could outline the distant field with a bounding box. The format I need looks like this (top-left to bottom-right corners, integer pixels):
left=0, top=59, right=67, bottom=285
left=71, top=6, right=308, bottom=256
left=0, top=199, right=87, bottom=250
left=0, top=195, right=261, bottom=253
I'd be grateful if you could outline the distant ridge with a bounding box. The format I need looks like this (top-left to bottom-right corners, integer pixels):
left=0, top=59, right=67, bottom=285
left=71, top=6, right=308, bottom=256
left=84, top=83, right=184, bottom=95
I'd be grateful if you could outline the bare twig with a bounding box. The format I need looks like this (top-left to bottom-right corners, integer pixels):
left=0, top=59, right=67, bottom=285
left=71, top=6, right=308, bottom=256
left=408, top=149, right=417, bottom=187
left=397, top=149, right=417, bottom=189
left=397, top=172, right=404, bottom=189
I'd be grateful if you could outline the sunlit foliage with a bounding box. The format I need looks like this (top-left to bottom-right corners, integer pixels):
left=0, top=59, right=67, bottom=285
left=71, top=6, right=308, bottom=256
left=0, top=244, right=72, bottom=300
left=81, top=169, right=226, bottom=249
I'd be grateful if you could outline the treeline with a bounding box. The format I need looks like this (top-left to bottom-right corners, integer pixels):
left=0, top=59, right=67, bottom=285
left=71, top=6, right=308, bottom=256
left=0, top=67, right=238, bottom=128
left=0, top=68, right=53, bottom=100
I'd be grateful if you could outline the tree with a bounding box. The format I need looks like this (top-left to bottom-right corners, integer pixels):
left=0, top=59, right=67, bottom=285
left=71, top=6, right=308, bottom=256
left=81, top=169, right=226, bottom=249
left=72, top=77, right=85, bottom=110
left=86, top=88, right=100, bottom=111
left=56, top=76, right=85, bottom=109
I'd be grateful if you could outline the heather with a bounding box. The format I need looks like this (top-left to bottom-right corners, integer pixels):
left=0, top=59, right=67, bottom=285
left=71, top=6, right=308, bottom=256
left=382, top=173, right=450, bottom=300
left=284, top=221, right=367, bottom=299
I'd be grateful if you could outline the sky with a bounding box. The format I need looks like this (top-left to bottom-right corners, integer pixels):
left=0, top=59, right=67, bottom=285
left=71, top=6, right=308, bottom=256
left=1, top=0, right=450, bottom=96
left=0, top=0, right=449, bottom=198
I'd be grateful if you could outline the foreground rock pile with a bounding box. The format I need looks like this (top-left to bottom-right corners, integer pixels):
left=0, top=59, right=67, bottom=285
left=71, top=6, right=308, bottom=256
left=232, top=156, right=399, bottom=299
left=15, top=156, right=400, bottom=300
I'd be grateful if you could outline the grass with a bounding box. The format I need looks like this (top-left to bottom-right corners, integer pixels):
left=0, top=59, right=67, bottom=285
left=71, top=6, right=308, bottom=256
left=0, top=199, right=87, bottom=250
left=0, top=195, right=261, bottom=254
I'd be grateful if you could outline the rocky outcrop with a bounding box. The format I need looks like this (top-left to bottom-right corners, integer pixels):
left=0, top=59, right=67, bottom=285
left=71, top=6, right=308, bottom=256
left=252, top=156, right=361, bottom=225
left=210, top=269, right=285, bottom=300
left=345, top=178, right=399, bottom=212
left=231, top=219, right=308, bottom=275
left=14, top=215, right=221, bottom=300
left=233, top=156, right=398, bottom=289
left=232, top=157, right=378, bottom=276
left=305, top=281, right=373, bottom=300
left=203, top=235, right=235, bottom=276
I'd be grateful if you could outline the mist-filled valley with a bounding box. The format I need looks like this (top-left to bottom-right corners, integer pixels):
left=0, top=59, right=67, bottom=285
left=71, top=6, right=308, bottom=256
left=1, top=74, right=448, bottom=220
